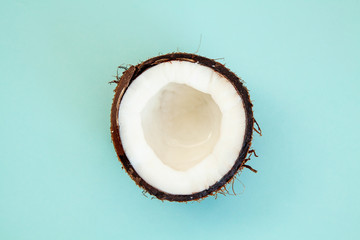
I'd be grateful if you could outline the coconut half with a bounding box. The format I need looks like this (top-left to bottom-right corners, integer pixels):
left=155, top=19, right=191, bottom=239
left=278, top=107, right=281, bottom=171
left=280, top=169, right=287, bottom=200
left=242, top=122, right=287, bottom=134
left=111, top=53, right=257, bottom=202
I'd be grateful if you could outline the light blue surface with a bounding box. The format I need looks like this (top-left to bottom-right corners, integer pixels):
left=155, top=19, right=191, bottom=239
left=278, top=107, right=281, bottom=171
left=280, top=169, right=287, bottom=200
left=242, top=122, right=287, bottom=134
left=1, top=0, right=359, bottom=239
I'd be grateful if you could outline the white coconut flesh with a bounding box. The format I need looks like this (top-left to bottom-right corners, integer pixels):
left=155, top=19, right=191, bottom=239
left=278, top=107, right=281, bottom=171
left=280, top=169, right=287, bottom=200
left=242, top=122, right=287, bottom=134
left=119, top=61, right=246, bottom=195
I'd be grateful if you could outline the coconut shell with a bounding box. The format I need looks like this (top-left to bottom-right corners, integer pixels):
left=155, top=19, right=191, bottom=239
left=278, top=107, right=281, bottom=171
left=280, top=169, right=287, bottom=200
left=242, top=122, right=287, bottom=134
left=110, top=53, right=256, bottom=202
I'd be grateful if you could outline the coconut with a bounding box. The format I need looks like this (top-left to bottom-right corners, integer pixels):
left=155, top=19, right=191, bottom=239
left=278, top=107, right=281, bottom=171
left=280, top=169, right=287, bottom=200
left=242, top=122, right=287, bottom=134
left=110, top=53, right=259, bottom=202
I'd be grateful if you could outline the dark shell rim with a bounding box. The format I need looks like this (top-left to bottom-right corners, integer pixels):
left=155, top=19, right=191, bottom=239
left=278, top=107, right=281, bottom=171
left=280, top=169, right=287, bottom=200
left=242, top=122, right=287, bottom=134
left=110, top=52, right=254, bottom=202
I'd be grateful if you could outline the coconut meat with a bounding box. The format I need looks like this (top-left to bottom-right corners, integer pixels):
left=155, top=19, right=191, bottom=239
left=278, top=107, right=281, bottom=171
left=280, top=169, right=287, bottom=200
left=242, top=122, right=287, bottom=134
left=119, top=61, right=246, bottom=195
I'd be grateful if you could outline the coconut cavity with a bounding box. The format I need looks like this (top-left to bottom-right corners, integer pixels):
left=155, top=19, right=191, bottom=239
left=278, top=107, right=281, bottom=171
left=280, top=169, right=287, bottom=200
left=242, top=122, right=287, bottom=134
left=114, top=56, right=252, bottom=199
left=141, top=82, right=222, bottom=171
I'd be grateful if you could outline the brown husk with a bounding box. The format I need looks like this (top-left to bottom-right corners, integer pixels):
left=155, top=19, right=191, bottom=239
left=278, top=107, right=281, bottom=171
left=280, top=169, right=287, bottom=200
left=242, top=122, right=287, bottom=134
left=110, top=52, right=257, bottom=202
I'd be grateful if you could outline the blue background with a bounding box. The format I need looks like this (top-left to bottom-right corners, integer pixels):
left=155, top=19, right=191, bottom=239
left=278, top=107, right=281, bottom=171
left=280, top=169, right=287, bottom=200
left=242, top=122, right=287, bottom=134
left=1, top=0, right=359, bottom=239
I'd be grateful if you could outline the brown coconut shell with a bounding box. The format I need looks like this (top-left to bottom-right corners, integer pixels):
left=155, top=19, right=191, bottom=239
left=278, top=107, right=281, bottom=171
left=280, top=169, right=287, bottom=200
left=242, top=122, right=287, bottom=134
left=110, top=53, right=258, bottom=202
